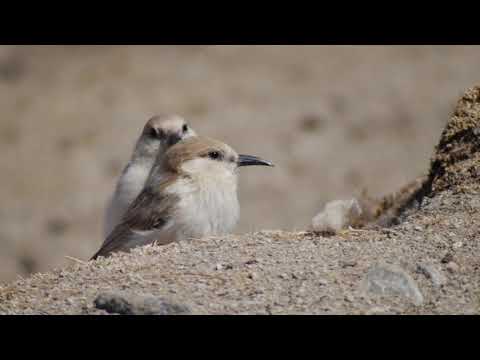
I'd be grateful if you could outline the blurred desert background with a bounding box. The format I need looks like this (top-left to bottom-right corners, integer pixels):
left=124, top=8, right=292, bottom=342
left=0, top=45, right=479, bottom=283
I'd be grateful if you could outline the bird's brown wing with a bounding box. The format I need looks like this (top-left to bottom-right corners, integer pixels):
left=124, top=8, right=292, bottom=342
left=91, top=178, right=181, bottom=260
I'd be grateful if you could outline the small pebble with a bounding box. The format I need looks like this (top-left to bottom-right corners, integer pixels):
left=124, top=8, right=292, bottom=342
left=453, top=241, right=463, bottom=249
left=441, top=253, right=454, bottom=264
left=341, top=260, right=357, bottom=268
left=366, top=306, right=390, bottom=315
left=247, top=272, right=259, bottom=280
left=317, top=278, right=328, bottom=286
left=446, top=262, right=459, bottom=273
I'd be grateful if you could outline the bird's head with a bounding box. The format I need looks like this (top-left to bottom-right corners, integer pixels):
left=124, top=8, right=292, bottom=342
left=139, top=114, right=196, bottom=156
left=164, top=136, right=273, bottom=178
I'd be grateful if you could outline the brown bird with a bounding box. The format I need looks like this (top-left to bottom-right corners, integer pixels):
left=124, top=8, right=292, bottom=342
left=92, top=136, right=273, bottom=260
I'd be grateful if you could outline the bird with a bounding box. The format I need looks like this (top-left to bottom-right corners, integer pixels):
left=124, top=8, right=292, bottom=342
left=91, top=136, right=273, bottom=260
left=103, top=114, right=197, bottom=239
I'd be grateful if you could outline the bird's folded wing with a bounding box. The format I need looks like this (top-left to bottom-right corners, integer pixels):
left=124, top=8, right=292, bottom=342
left=91, top=183, right=180, bottom=260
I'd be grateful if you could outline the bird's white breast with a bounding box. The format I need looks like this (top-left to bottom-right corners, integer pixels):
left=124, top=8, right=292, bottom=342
left=166, top=169, right=240, bottom=240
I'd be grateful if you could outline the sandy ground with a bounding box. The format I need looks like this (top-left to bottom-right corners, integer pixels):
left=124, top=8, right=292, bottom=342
left=0, top=86, right=479, bottom=315
left=1, top=45, right=480, bottom=283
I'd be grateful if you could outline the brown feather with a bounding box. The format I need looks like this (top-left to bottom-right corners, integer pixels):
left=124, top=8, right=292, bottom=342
left=91, top=175, right=181, bottom=260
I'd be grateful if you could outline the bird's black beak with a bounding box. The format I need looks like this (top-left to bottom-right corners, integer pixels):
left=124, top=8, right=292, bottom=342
left=238, top=154, right=274, bottom=167
left=167, top=134, right=182, bottom=147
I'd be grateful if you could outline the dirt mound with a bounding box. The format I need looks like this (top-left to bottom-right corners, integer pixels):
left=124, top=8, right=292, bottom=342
left=357, top=86, right=480, bottom=227
left=428, top=86, right=480, bottom=194
left=1, top=87, right=479, bottom=315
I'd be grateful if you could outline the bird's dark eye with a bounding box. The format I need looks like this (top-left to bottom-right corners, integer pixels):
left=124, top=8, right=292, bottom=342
left=208, top=151, right=222, bottom=160
left=182, top=124, right=188, bottom=133
left=150, top=127, right=164, bottom=139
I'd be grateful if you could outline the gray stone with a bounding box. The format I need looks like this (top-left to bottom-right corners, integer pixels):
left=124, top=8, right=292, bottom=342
left=94, top=292, right=191, bottom=315
left=362, top=264, right=424, bottom=306
left=417, top=263, right=447, bottom=288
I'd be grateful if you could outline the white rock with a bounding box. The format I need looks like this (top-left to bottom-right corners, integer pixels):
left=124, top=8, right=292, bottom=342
left=311, top=198, right=363, bottom=233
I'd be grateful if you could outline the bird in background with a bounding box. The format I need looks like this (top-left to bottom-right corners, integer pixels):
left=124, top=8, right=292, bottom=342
left=103, top=114, right=197, bottom=239
left=92, top=136, right=273, bottom=260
